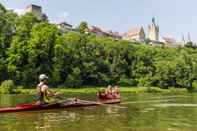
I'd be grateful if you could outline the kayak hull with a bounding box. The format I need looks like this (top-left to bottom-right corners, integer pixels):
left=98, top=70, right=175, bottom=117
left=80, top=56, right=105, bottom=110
left=0, top=99, right=120, bottom=113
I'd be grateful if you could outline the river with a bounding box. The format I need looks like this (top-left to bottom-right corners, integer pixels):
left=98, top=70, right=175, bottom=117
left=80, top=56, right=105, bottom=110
left=0, top=93, right=197, bottom=131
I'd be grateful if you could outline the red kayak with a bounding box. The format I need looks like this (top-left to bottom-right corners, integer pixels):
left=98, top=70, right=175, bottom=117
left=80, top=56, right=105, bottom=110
left=0, top=99, right=120, bottom=113
left=97, top=91, right=120, bottom=99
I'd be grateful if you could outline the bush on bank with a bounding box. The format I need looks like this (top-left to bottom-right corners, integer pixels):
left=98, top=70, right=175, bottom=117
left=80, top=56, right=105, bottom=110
left=0, top=80, right=16, bottom=94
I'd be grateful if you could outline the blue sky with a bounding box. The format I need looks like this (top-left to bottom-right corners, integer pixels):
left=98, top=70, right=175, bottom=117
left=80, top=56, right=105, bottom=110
left=0, top=0, right=196, bottom=41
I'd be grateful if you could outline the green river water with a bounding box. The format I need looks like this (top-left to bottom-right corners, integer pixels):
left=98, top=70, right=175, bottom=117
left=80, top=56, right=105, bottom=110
left=0, top=93, right=197, bottom=131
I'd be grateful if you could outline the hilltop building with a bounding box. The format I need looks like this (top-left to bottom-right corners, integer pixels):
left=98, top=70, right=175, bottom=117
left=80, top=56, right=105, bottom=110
left=161, top=36, right=176, bottom=47
left=148, top=18, right=159, bottom=42
left=182, top=34, right=186, bottom=44
left=88, top=26, right=122, bottom=40
left=23, top=4, right=183, bottom=48
left=88, top=26, right=105, bottom=36
left=57, top=22, right=74, bottom=33
left=162, top=36, right=176, bottom=44
left=123, top=27, right=145, bottom=42
left=25, top=4, right=43, bottom=20
left=106, top=31, right=122, bottom=40
left=181, top=33, right=193, bottom=46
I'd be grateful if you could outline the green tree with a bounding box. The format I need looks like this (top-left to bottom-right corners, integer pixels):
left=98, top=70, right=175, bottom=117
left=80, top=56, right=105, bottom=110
left=27, top=22, right=60, bottom=85
left=7, top=13, right=39, bottom=85
left=0, top=3, right=6, bottom=13
left=65, top=67, right=82, bottom=87
left=52, top=32, right=81, bottom=86
left=180, top=50, right=197, bottom=91
left=185, top=42, right=196, bottom=49
left=0, top=5, right=17, bottom=81
left=77, top=21, right=88, bottom=33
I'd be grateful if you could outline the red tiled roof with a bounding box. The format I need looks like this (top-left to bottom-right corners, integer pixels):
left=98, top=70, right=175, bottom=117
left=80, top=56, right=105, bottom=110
left=88, top=26, right=122, bottom=38
left=88, top=26, right=103, bottom=33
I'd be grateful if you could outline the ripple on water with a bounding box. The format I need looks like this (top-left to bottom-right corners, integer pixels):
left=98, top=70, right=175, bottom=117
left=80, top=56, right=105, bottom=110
left=142, top=107, right=155, bottom=113
left=153, top=103, right=197, bottom=107
left=168, top=127, right=179, bottom=131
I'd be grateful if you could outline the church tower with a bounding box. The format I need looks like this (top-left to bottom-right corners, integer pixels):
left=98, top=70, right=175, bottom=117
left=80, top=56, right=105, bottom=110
left=148, top=17, right=159, bottom=42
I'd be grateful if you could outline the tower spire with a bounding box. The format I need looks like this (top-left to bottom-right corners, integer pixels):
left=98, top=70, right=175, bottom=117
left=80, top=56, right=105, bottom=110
left=152, top=17, right=155, bottom=25
left=188, top=32, right=191, bottom=42
left=182, top=34, right=185, bottom=43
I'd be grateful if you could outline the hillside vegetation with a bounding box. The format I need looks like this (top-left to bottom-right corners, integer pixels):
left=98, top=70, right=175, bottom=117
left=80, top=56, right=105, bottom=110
left=0, top=3, right=197, bottom=91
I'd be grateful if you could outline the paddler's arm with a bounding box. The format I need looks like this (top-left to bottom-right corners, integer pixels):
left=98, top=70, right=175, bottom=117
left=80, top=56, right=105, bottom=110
left=46, top=89, right=56, bottom=97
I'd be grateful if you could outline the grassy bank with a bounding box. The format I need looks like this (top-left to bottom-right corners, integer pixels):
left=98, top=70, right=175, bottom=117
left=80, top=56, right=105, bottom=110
left=12, top=87, right=189, bottom=95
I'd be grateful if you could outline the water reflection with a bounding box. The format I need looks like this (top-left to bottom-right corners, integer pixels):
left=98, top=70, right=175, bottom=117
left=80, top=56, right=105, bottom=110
left=105, top=106, right=120, bottom=114
left=34, top=111, right=78, bottom=131
left=0, top=110, right=80, bottom=131
left=1, top=93, right=197, bottom=130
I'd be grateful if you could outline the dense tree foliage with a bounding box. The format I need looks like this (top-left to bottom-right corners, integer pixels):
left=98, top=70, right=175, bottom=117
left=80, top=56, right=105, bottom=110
left=185, top=42, right=197, bottom=49
left=7, top=13, right=40, bottom=85
left=76, top=21, right=88, bottom=34
left=0, top=5, right=17, bottom=81
left=0, top=3, right=197, bottom=90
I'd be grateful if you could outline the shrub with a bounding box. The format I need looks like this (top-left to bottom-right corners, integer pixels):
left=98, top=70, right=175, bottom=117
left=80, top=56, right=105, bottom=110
left=14, top=86, right=24, bottom=94
left=0, top=80, right=16, bottom=94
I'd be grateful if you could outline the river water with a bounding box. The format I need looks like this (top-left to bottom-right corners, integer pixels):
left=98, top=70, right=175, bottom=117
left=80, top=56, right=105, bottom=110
left=0, top=93, right=197, bottom=131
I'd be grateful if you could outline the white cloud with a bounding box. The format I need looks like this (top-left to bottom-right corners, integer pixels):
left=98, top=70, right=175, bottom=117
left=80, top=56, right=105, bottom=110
left=14, top=8, right=25, bottom=16
left=60, top=11, right=69, bottom=18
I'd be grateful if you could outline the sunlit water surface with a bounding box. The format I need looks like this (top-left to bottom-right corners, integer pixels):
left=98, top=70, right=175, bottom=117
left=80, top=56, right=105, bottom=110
left=1, top=93, right=197, bottom=131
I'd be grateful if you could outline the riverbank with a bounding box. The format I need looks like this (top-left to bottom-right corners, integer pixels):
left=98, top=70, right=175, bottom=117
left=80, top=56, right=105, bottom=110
left=8, top=87, right=189, bottom=95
